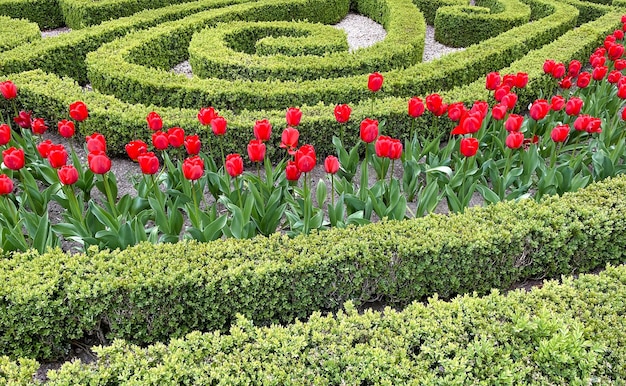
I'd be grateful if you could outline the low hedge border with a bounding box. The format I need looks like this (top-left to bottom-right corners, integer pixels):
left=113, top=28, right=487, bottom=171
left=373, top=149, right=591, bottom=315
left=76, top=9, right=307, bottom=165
left=58, top=0, right=207, bottom=29
left=2, top=8, right=618, bottom=160
left=187, top=17, right=422, bottom=81
left=0, top=0, right=259, bottom=84
left=85, top=0, right=570, bottom=111
left=0, top=356, right=37, bottom=385
left=0, top=16, right=40, bottom=53
left=0, top=0, right=64, bottom=29
left=43, top=265, right=626, bottom=384
left=1, top=174, right=626, bottom=360
left=254, top=26, right=348, bottom=56
left=434, top=0, right=532, bottom=48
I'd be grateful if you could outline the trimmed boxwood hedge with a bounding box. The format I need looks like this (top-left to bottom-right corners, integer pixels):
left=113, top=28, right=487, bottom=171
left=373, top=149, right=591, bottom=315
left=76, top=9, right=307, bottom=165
left=42, top=264, right=626, bottom=384
left=434, top=0, right=532, bottom=48
left=254, top=27, right=348, bottom=56
left=1, top=174, right=626, bottom=360
left=0, top=16, right=40, bottom=53
left=2, top=8, right=618, bottom=160
left=0, top=0, right=64, bottom=29
left=85, top=0, right=569, bottom=111
left=188, top=18, right=422, bottom=81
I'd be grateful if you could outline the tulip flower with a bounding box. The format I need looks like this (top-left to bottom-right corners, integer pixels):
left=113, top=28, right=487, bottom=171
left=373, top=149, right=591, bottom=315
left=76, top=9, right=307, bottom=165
left=31, top=118, right=47, bottom=135
left=459, top=138, right=479, bottom=157
left=0, top=174, right=14, bottom=194
left=0, top=123, right=11, bottom=146
left=2, top=147, right=24, bottom=170
left=138, top=152, right=160, bottom=175
left=182, top=155, right=204, bottom=181
left=125, top=140, right=148, bottom=161
left=253, top=119, right=272, bottom=142
left=225, top=153, right=243, bottom=178
left=247, top=139, right=266, bottom=163
left=367, top=72, right=383, bottom=92
left=58, top=119, right=75, bottom=138
left=408, top=97, right=425, bottom=118
left=86, top=133, right=107, bottom=153
left=295, top=145, right=316, bottom=173
left=47, top=144, right=68, bottom=168
left=167, top=127, right=185, bottom=148
left=210, top=116, right=227, bottom=136
left=285, top=107, right=302, bottom=127
left=69, top=101, right=88, bottom=122
left=57, top=165, right=79, bottom=185
left=197, top=107, right=217, bottom=126
left=184, top=135, right=201, bottom=155
left=0, top=80, right=17, bottom=100
left=334, top=104, right=351, bottom=123
left=360, top=118, right=379, bottom=143
left=146, top=111, right=163, bottom=131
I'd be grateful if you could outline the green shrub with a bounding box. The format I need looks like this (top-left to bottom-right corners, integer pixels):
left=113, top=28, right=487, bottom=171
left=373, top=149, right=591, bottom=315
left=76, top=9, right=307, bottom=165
left=0, top=16, right=40, bottom=53
left=1, top=175, right=626, bottom=360
left=0, top=0, right=64, bottom=29
left=254, top=25, right=348, bottom=56
left=434, top=0, right=531, bottom=47
left=188, top=17, right=422, bottom=81
left=45, top=264, right=626, bottom=384
left=0, top=356, right=38, bottom=385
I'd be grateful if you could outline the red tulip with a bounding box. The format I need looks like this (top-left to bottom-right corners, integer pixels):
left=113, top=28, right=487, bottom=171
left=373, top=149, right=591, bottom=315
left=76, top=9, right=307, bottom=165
left=471, top=101, right=489, bottom=119
left=514, top=72, right=528, bottom=88
left=88, top=151, right=111, bottom=174
left=197, top=107, right=217, bottom=126
left=31, top=118, right=47, bottom=135
left=616, top=29, right=625, bottom=39
left=505, top=131, right=524, bottom=149
left=184, top=135, right=201, bottom=155
left=592, top=66, right=608, bottom=81
left=137, top=152, right=159, bottom=175
left=57, top=165, right=79, bottom=185
left=167, top=127, right=185, bottom=148
left=551, top=62, right=566, bottom=78
left=529, top=99, right=550, bottom=121
left=608, top=70, right=622, bottom=84
left=375, top=135, right=391, bottom=158
left=568, top=60, right=581, bottom=77
left=86, top=133, right=106, bottom=153
left=334, top=104, right=352, bottom=123
left=0, top=174, right=14, bottom=194
left=616, top=59, right=626, bottom=70
left=125, top=140, right=148, bottom=161
left=295, top=144, right=316, bottom=173
left=13, top=110, right=32, bottom=129
left=57, top=119, right=75, bottom=138
left=37, top=139, right=53, bottom=158
left=504, top=114, right=524, bottom=132
left=247, top=139, right=266, bottom=162
left=151, top=131, right=169, bottom=150
left=491, top=104, right=507, bottom=120
left=210, top=116, right=227, bottom=136
left=459, top=137, right=479, bottom=157
left=146, top=111, right=163, bottom=131
left=182, top=155, right=204, bottom=180
left=550, top=95, right=565, bottom=111
left=565, top=97, right=583, bottom=116
left=485, top=72, right=501, bottom=90
left=286, top=107, right=302, bottom=127
left=502, top=74, right=516, bottom=88
left=619, top=84, right=626, bottom=99
left=280, top=127, right=299, bottom=151
left=501, top=93, right=517, bottom=111
left=543, top=59, right=556, bottom=74
left=359, top=118, right=379, bottom=143
left=575, top=72, right=590, bottom=88
left=2, top=147, right=24, bottom=170
left=590, top=55, right=605, bottom=68
left=324, top=155, right=340, bottom=174
left=408, top=97, right=425, bottom=118
left=69, top=101, right=88, bottom=122
left=426, top=93, right=447, bottom=116
left=388, top=139, right=403, bottom=160
left=574, top=115, right=591, bottom=131
left=48, top=144, right=68, bottom=168
left=559, top=76, right=573, bottom=89
left=253, top=119, right=272, bottom=142
left=367, top=72, right=383, bottom=92
left=0, top=81, right=17, bottom=100
left=447, top=102, right=466, bottom=122
left=608, top=43, right=624, bottom=61
left=550, top=124, right=570, bottom=142
left=225, top=153, right=243, bottom=178
left=285, top=160, right=301, bottom=181
left=0, top=123, right=11, bottom=146
left=494, top=85, right=510, bottom=102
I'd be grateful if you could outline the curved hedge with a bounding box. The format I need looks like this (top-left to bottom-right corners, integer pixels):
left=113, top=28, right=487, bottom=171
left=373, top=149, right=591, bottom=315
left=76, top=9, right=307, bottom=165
left=0, top=16, right=40, bottom=53
left=188, top=19, right=420, bottom=81
left=40, top=264, right=626, bottom=384
left=85, top=0, right=569, bottom=111
left=254, top=23, right=349, bottom=57
left=434, top=0, right=532, bottom=47
left=0, top=0, right=64, bottom=29
left=1, top=174, right=626, bottom=360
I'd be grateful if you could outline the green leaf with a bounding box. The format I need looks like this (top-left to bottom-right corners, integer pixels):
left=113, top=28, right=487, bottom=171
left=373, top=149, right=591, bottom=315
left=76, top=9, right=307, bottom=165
left=316, top=179, right=327, bottom=208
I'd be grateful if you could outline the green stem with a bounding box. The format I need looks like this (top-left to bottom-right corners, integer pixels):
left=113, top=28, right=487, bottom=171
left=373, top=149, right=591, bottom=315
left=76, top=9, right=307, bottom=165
left=550, top=142, right=560, bottom=169
left=219, top=135, right=226, bottom=167
left=64, top=185, right=85, bottom=226
left=502, top=149, right=512, bottom=199
left=303, top=173, right=310, bottom=235
left=330, top=174, right=335, bottom=208
left=102, top=173, right=119, bottom=217
left=236, top=176, right=243, bottom=208
left=192, top=180, right=200, bottom=226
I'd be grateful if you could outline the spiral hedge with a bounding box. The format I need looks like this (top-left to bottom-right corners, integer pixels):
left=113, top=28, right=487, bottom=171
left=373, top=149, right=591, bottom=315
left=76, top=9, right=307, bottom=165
left=0, top=0, right=622, bottom=158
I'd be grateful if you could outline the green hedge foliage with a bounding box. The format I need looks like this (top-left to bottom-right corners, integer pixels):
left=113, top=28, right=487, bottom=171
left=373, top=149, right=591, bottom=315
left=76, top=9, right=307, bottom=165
left=44, top=264, right=626, bottom=384
left=85, top=0, right=570, bottom=111
left=0, top=16, right=40, bottom=53
left=0, top=0, right=64, bottom=29
left=0, top=356, right=38, bottom=385
left=254, top=24, right=348, bottom=56
left=434, top=0, right=532, bottom=47
left=188, top=18, right=422, bottom=81
left=1, top=174, right=626, bottom=360
left=58, top=0, right=206, bottom=29
left=3, top=7, right=618, bottom=159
